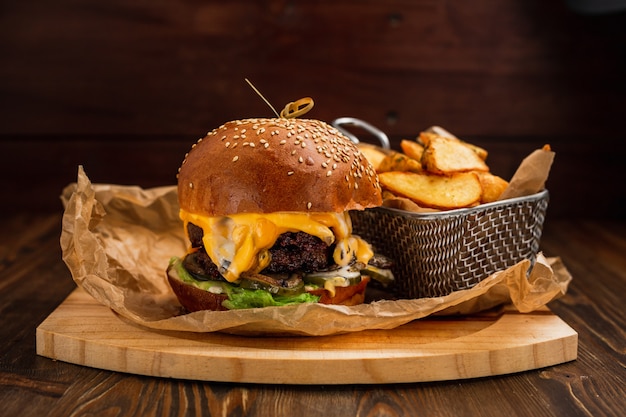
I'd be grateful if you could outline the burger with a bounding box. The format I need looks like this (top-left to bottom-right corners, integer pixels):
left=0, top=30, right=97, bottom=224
left=166, top=117, right=392, bottom=311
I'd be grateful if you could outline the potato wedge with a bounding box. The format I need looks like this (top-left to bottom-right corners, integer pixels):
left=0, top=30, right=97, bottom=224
left=357, top=143, right=387, bottom=172
left=400, top=139, right=424, bottom=162
left=417, top=131, right=438, bottom=147
left=464, top=142, right=488, bottom=161
left=379, top=171, right=482, bottom=210
left=421, top=135, right=489, bottom=174
left=424, top=125, right=459, bottom=140
left=420, top=129, right=488, bottom=160
left=377, top=150, right=423, bottom=173
left=474, top=171, right=509, bottom=203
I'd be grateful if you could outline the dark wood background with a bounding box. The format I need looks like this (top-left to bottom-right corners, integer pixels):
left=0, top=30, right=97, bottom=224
left=1, top=0, right=625, bottom=218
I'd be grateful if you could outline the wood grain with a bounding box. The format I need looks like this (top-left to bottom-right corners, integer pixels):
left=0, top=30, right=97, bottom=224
left=2, top=3, right=625, bottom=219
left=36, top=287, right=578, bottom=384
left=1, top=0, right=624, bottom=137
left=2, top=134, right=624, bottom=219
left=2, top=208, right=626, bottom=416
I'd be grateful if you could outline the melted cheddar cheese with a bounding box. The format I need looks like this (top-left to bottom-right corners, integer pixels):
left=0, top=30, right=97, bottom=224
left=180, top=210, right=373, bottom=283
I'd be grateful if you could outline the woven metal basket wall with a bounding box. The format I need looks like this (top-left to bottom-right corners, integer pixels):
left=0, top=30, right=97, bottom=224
left=351, top=190, right=549, bottom=299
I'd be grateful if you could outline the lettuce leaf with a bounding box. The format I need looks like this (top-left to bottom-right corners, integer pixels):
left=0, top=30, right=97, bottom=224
left=222, top=288, right=319, bottom=309
left=169, top=257, right=320, bottom=310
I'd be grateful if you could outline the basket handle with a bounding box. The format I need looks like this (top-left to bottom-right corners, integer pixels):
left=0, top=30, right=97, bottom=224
left=331, top=117, right=390, bottom=150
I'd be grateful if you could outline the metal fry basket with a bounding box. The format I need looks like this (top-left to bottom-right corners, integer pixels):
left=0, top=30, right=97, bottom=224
left=351, top=190, right=549, bottom=299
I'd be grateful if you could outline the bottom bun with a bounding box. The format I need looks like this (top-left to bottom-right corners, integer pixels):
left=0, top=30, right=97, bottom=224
left=167, top=272, right=229, bottom=312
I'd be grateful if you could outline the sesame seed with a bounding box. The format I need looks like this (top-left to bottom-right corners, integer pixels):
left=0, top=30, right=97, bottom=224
left=232, top=156, right=239, bottom=162
left=189, top=182, right=194, bottom=189
left=225, top=142, right=230, bottom=148
left=326, top=170, right=332, bottom=177
left=264, top=143, right=269, bottom=148
left=287, top=171, right=294, bottom=176
left=249, top=142, right=255, bottom=147
left=279, top=140, right=287, bottom=145
left=298, top=156, right=304, bottom=163
left=307, top=202, right=312, bottom=210
left=291, top=150, right=297, bottom=155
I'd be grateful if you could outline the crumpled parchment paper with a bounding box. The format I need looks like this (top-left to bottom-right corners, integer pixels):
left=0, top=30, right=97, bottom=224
left=60, top=158, right=569, bottom=336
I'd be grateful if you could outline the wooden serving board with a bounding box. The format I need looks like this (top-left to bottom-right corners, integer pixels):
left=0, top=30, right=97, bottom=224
left=36, top=287, right=578, bottom=384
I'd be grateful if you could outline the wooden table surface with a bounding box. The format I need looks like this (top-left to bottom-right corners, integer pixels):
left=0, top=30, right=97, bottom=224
left=1, top=213, right=624, bottom=417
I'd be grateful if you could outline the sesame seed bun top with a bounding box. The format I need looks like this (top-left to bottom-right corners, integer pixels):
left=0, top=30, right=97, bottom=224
left=177, top=118, right=382, bottom=216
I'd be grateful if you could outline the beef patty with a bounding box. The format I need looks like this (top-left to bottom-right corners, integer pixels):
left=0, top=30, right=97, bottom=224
left=185, top=222, right=333, bottom=281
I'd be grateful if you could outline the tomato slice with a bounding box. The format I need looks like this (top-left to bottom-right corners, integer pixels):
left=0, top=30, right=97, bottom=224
left=307, top=276, right=370, bottom=306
